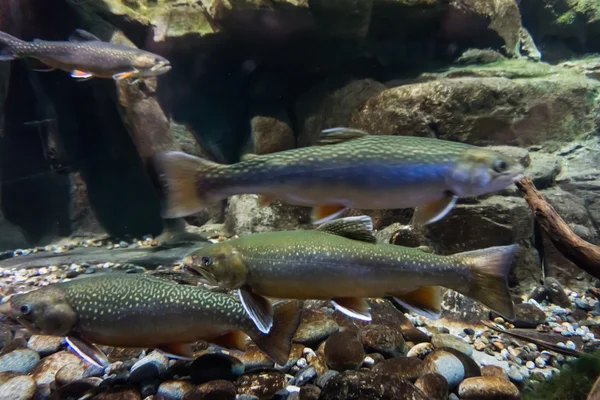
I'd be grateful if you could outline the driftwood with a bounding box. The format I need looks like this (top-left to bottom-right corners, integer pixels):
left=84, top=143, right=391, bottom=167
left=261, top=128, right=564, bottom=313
left=516, top=177, right=600, bottom=280
left=589, top=375, right=600, bottom=400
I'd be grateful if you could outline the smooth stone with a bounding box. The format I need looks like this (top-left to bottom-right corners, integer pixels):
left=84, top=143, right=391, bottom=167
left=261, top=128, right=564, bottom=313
left=274, top=344, right=304, bottom=373
left=293, top=309, right=339, bottom=345
left=157, top=380, right=196, bottom=399
left=0, top=349, right=40, bottom=373
left=510, top=303, right=547, bottom=328
left=458, top=376, right=520, bottom=399
left=299, top=384, right=321, bottom=400
left=129, top=350, right=169, bottom=383
left=293, top=366, right=317, bottom=386
left=237, top=371, right=287, bottom=399
left=481, top=365, right=509, bottom=381
left=53, top=377, right=103, bottom=399
left=189, top=353, right=244, bottom=384
left=27, top=335, right=63, bottom=356
left=407, top=343, right=434, bottom=359
left=431, top=334, right=473, bottom=356
left=238, top=343, right=274, bottom=371
left=545, top=278, right=572, bottom=308
left=140, top=380, right=160, bottom=397
left=372, top=356, right=424, bottom=381
left=315, top=370, right=339, bottom=388
left=437, top=347, right=481, bottom=379
left=414, top=373, right=449, bottom=400
left=422, top=350, right=465, bottom=388
left=319, top=370, right=428, bottom=400
left=0, top=375, right=36, bottom=400
left=195, top=379, right=236, bottom=399
left=324, top=331, right=365, bottom=371
left=30, top=350, right=84, bottom=385
left=91, top=385, right=142, bottom=400
left=55, top=362, right=86, bottom=387
left=401, top=327, right=431, bottom=344
left=358, top=324, right=405, bottom=358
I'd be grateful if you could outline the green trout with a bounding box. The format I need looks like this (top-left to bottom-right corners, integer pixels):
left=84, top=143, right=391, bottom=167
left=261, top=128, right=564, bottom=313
left=153, top=127, right=525, bottom=225
left=0, top=273, right=302, bottom=367
left=0, top=29, right=171, bottom=80
left=184, top=216, right=517, bottom=333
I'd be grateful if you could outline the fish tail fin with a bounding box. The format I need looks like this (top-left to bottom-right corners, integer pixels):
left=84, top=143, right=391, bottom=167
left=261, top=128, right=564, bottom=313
left=248, top=300, right=303, bottom=365
left=453, top=244, right=519, bottom=320
left=0, top=31, right=29, bottom=60
left=152, top=151, right=222, bottom=218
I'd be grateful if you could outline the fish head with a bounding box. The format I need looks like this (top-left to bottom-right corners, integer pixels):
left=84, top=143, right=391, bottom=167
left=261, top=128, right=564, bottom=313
left=446, top=148, right=525, bottom=197
left=132, top=52, right=172, bottom=77
left=183, top=244, right=248, bottom=289
left=0, top=286, right=77, bottom=336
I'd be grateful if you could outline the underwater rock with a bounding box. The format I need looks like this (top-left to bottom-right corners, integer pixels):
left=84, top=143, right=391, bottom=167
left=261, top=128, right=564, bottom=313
left=358, top=324, right=406, bottom=358
left=455, top=49, right=507, bottom=65
left=296, top=77, right=386, bottom=147
left=519, top=27, right=542, bottom=61
left=406, top=343, right=434, bottom=359
left=157, top=380, right=196, bottom=400
left=481, top=365, right=509, bottom=380
left=225, top=195, right=311, bottom=236
left=0, top=374, right=36, bottom=400
left=352, top=70, right=600, bottom=148
left=52, top=376, right=103, bottom=399
left=299, top=384, right=321, bottom=400
left=309, top=0, right=374, bottom=39
left=324, top=331, right=365, bottom=372
left=245, top=111, right=296, bottom=155
left=458, top=376, right=520, bottom=399
left=30, top=351, right=85, bottom=386
left=527, top=152, right=562, bottom=189
left=189, top=353, right=245, bottom=384
left=195, top=379, right=237, bottom=399
left=441, top=291, right=491, bottom=322
left=293, top=308, right=340, bottom=345
left=92, top=385, right=141, bottom=400
left=431, top=334, right=473, bottom=357
left=509, top=303, right=547, bottom=328
left=544, top=277, right=572, bottom=308
left=414, top=373, right=449, bottom=400
left=129, top=350, right=169, bottom=383
left=435, top=347, right=481, bottom=380
left=236, top=371, right=287, bottom=400
left=27, top=335, right=64, bottom=357
left=320, top=370, right=428, bottom=400
left=372, top=356, right=425, bottom=381
left=54, top=362, right=87, bottom=387
left=0, top=349, right=40, bottom=374
left=422, top=349, right=465, bottom=388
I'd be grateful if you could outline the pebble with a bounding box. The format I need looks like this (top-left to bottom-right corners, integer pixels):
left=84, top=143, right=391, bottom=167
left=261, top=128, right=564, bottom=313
left=129, top=350, right=169, bottom=383
left=545, top=278, right=572, bottom=308
left=358, top=324, right=405, bottom=358
left=431, top=334, right=473, bottom=356
left=319, top=370, right=428, bottom=400
left=293, top=309, right=339, bottom=345
left=534, top=356, right=546, bottom=368
left=481, top=365, right=508, bottom=381
left=423, top=350, right=465, bottom=388
left=299, top=384, right=321, bottom=400
left=196, top=379, right=236, bottom=399
left=0, top=349, right=40, bottom=373
left=293, top=366, right=317, bottom=386
left=26, top=335, right=63, bottom=356
left=458, top=376, right=520, bottom=399
left=372, top=356, right=424, bottom=381
left=157, top=380, right=196, bottom=399
left=189, top=353, right=244, bottom=384
left=414, top=373, right=448, bottom=400
left=507, top=366, right=524, bottom=383
left=406, top=342, right=434, bottom=358
left=237, top=371, right=287, bottom=399
left=566, top=340, right=577, bottom=350
left=53, top=377, right=103, bottom=399
left=55, top=362, right=86, bottom=387
left=91, top=386, right=141, bottom=400
left=30, top=351, right=84, bottom=386
left=526, top=361, right=535, bottom=369
left=0, top=375, right=36, bottom=400
left=323, top=331, right=365, bottom=371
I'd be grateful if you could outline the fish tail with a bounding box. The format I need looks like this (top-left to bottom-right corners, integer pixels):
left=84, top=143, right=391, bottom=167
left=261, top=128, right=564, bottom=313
left=0, top=31, right=30, bottom=60
left=152, top=151, right=222, bottom=218
left=248, top=300, right=303, bottom=365
left=453, top=244, right=519, bottom=320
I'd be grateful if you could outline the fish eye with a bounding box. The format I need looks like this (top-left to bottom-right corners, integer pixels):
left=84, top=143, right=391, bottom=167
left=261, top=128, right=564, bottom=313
left=492, top=159, right=508, bottom=173
left=20, top=304, right=31, bottom=315
left=201, top=256, right=213, bottom=266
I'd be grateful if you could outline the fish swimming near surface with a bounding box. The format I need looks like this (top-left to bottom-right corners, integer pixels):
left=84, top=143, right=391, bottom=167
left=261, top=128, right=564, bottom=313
left=0, top=273, right=303, bottom=367
left=153, top=127, right=525, bottom=226
left=184, top=216, right=518, bottom=334
left=0, top=29, right=171, bottom=81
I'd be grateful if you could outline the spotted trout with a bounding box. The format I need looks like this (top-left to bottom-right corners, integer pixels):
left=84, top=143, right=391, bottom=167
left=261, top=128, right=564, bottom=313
left=184, top=216, right=517, bottom=333
left=0, top=29, right=171, bottom=80
left=0, top=273, right=303, bottom=367
left=153, top=128, right=525, bottom=225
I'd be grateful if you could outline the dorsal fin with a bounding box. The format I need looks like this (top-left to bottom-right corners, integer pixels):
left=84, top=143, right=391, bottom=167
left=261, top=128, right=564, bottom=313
left=316, top=127, right=369, bottom=146
left=316, top=215, right=377, bottom=243
left=68, top=29, right=101, bottom=42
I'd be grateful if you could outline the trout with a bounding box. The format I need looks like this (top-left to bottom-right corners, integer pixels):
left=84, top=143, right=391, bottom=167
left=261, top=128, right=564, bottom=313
left=184, top=216, right=517, bottom=333
left=0, top=29, right=171, bottom=81
left=153, top=127, right=524, bottom=225
left=0, top=273, right=302, bottom=367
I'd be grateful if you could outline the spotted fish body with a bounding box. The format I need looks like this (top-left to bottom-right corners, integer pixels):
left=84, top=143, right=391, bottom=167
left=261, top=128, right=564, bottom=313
left=0, top=30, right=171, bottom=80
left=0, top=273, right=302, bottom=365
left=153, top=128, right=524, bottom=224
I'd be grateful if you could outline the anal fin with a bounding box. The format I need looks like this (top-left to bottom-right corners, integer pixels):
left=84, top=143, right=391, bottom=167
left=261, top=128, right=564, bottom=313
left=331, top=297, right=371, bottom=321
left=71, top=69, right=93, bottom=79
left=239, top=287, right=274, bottom=334
left=210, top=331, right=249, bottom=352
left=112, top=70, right=137, bottom=80
left=311, top=204, right=347, bottom=224
left=391, top=286, right=442, bottom=319
left=156, top=343, right=195, bottom=360
left=412, top=193, right=457, bottom=226
left=66, top=336, right=110, bottom=368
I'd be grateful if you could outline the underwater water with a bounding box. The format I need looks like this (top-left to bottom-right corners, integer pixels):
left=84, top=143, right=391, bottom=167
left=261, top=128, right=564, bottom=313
left=0, top=0, right=599, bottom=399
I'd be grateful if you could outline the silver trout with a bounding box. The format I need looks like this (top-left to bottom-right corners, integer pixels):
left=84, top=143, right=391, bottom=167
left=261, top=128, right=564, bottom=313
left=153, top=128, right=524, bottom=225
left=0, top=29, right=171, bottom=80
left=184, top=216, right=517, bottom=333
left=0, top=273, right=303, bottom=367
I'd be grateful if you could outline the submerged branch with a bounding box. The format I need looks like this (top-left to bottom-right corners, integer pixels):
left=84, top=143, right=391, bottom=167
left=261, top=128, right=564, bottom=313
left=516, top=177, right=600, bottom=280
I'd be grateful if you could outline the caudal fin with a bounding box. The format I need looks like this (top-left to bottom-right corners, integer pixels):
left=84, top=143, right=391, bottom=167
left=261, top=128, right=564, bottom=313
left=249, top=300, right=303, bottom=365
left=0, top=31, right=28, bottom=60
left=453, top=244, right=519, bottom=320
left=152, top=151, right=220, bottom=218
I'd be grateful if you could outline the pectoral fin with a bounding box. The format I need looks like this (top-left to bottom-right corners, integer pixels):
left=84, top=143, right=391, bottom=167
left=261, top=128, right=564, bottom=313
left=66, top=336, right=109, bottom=368
left=412, top=193, right=458, bottom=226
left=210, top=331, right=249, bottom=352
left=112, top=70, right=137, bottom=80
left=331, top=297, right=371, bottom=321
left=311, top=204, right=347, bottom=224
left=391, top=286, right=442, bottom=320
left=239, top=288, right=274, bottom=334
left=156, top=343, right=195, bottom=360
left=70, top=70, right=93, bottom=79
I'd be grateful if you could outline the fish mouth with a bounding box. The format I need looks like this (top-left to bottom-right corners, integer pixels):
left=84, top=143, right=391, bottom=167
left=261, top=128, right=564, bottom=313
left=151, top=62, right=171, bottom=74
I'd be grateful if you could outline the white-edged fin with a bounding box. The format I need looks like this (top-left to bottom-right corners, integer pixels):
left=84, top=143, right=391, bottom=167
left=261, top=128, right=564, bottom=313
left=391, top=286, right=442, bottom=320
left=317, top=215, right=376, bottom=243
left=66, top=336, right=109, bottom=368
left=311, top=204, right=347, bottom=225
left=331, top=298, right=371, bottom=321
left=32, top=67, right=55, bottom=72
left=412, top=194, right=458, bottom=226
left=0, top=55, right=16, bottom=61
left=68, top=29, right=102, bottom=42
left=156, top=343, right=195, bottom=360
left=70, top=70, right=93, bottom=79
left=239, top=288, right=273, bottom=334
left=317, top=127, right=369, bottom=146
